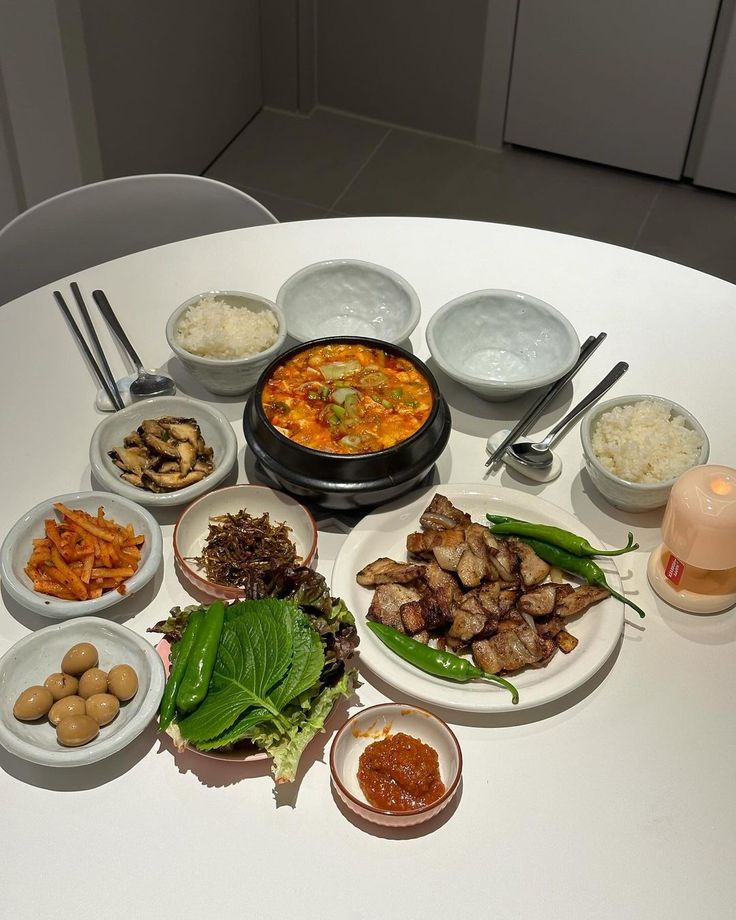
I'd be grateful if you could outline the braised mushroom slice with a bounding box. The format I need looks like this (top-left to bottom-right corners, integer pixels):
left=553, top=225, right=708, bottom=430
left=139, top=419, right=179, bottom=458
left=159, top=417, right=200, bottom=446
left=177, top=440, right=198, bottom=477
left=142, top=469, right=206, bottom=492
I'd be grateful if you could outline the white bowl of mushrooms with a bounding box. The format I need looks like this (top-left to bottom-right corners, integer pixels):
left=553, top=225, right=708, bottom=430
left=89, top=395, right=238, bottom=508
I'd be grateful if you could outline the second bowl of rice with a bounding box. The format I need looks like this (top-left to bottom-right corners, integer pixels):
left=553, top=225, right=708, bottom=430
left=580, top=395, right=709, bottom=512
left=166, top=291, right=287, bottom=396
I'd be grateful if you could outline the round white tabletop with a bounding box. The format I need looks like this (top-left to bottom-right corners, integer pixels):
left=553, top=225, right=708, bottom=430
left=1, top=218, right=734, bottom=920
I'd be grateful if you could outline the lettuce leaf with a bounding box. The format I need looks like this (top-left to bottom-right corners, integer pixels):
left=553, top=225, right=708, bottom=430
left=247, top=671, right=354, bottom=784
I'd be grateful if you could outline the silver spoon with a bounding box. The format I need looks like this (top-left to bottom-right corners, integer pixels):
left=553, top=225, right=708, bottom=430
left=92, top=290, right=175, bottom=398
left=506, top=361, right=629, bottom=468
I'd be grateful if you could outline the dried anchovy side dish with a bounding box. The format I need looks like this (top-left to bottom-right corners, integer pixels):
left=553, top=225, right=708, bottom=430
left=108, top=416, right=214, bottom=492
left=356, top=493, right=612, bottom=681
left=191, top=509, right=300, bottom=592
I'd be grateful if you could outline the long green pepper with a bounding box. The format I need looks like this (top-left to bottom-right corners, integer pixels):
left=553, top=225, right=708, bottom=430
left=367, top=621, right=519, bottom=704
left=516, top=537, right=646, bottom=619
left=158, top=611, right=203, bottom=732
left=176, top=600, right=226, bottom=714
left=486, top=514, right=638, bottom=557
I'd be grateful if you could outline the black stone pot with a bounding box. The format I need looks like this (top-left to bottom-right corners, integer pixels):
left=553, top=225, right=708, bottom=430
left=243, top=337, right=452, bottom=511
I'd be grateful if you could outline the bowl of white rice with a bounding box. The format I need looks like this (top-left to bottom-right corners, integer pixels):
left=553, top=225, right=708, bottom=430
left=580, top=395, right=709, bottom=512
left=166, top=291, right=287, bottom=396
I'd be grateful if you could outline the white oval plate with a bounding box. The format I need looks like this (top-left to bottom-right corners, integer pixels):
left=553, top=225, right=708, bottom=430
left=332, top=484, right=625, bottom=713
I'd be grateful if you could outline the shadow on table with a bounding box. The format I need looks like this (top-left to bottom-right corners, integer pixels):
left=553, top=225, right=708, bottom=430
left=0, top=721, right=158, bottom=791
left=153, top=688, right=357, bottom=807
left=570, top=468, right=666, bottom=551
left=353, top=634, right=626, bottom=730
left=163, top=356, right=248, bottom=424
left=1, top=566, right=165, bottom=633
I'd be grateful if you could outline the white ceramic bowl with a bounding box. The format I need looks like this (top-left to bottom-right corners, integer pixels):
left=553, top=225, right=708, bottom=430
left=166, top=291, right=287, bottom=396
left=0, top=617, right=165, bottom=767
left=426, top=289, right=580, bottom=401
left=90, top=395, right=238, bottom=508
left=330, top=703, right=462, bottom=827
left=277, top=259, right=421, bottom=344
left=0, top=491, right=162, bottom=619
left=173, top=484, right=318, bottom=599
left=580, top=394, right=710, bottom=512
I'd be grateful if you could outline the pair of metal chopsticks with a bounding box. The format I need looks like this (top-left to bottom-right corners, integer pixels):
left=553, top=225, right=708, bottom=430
left=485, top=332, right=607, bottom=468
left=54, top=282, right=125, bottom=410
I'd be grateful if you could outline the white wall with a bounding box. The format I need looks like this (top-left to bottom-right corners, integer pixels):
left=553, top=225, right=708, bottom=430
left=78, top=0, right=262, bottom=177
left=0, top=0, right=98, bottom=209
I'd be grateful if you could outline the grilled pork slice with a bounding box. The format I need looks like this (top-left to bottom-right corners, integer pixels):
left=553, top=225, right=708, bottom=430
left=472, top=625, right=555, bottom=674
left=448, top=609, right=488, bottom=641
left=448, top=584, right=502, bottom=641
left=507, top=537, right=551, bottom=586
left=421, top=561, right=463, bottom=604
left=534, top=614, right=566, bottom=639
left=517, top=584, right=557, bottom=618
left=367, top=583, right=422, bottom=632
left=498, top=587, right=520, bottom=614
left=356, top=557, right=425, bottom=587
left=555, top=585, right=609, bottom=618
left=407, top=527, right=466, bottom=559
left=419, top=494, right=472, bottom=531
left=487, top=540, right=520, bottom=582
left=456, top=546, right=490, bottom=587
left=556, top=630, right=579, bottom=653
left=432, top=542, right=466, bottom=571
left=399, top=593, right=449, bottom=634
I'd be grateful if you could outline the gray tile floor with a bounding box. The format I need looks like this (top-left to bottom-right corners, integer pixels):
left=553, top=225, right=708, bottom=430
left=207, top=107, right=736, bottom=284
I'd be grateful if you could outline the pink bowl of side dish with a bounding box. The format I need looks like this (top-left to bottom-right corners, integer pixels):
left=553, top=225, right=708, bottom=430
left=173, top=484, right=318, bottom=600
left=329, top=703, right=462, bottom=827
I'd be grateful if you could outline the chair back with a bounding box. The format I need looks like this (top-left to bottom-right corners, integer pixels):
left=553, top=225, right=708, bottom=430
left=0, top=174, right=277, bottom=305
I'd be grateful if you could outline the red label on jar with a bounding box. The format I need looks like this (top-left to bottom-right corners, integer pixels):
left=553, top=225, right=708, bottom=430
left=665, top=553, right=685, bottom=586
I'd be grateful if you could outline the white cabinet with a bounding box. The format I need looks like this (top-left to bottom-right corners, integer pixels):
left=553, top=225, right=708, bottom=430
left=504, top=0, right=722, bottom=179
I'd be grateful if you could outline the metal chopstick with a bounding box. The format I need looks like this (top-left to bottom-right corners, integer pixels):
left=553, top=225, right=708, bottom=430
left=69, top=281, right=124, bottom=410
left=485, top=332, right=607, bottom=468
left=54, top=290, right=125, bottom=411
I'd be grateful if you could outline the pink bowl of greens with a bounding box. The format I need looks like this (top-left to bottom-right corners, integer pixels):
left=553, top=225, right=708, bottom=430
left=150, top=566, right=358, bottom=784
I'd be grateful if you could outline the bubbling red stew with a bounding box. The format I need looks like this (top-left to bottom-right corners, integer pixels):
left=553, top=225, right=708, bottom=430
left=261, top=342, right=433, bottom=454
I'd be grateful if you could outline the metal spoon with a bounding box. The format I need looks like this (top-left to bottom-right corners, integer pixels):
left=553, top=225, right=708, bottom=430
left=506, top=361, right=629, bottom=468
left=92, top=290, right=175, bottom=398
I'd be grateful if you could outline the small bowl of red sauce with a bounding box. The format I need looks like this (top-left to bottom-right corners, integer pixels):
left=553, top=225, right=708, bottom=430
left=329, top=703, right=462, bottom=827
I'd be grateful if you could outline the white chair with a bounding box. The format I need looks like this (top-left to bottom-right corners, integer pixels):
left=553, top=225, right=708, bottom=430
left=0, top=174, right=277, bottom=305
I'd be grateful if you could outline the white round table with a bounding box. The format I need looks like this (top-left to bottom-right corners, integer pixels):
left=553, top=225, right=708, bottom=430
left=1, top=218, right=734, bottom=920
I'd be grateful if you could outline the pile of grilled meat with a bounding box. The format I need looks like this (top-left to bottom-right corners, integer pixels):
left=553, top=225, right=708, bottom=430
left=357, top=494, right=609, bottom=675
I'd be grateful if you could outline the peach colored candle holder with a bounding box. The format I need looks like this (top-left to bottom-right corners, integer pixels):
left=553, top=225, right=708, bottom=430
left=647, top=465, right=736, bottom=613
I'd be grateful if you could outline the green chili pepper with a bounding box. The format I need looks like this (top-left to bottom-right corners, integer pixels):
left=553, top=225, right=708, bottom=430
left=176, top=600, right=226, bottom=714
left=367, top=621, right=519, bottom=704
left=517, top=537, right=646, bottom=618
left=486, top=514, right=638, bottom=557
left=158, top=612, right=203, bottom=732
